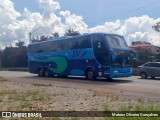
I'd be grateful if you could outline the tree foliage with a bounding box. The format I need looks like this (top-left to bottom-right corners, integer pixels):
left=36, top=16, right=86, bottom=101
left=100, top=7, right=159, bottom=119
left=15, top=41, right=25, bottom=47
left=0, top=42, right=28, bottom=68
left=135, top=49, right=160, bottom=66
left=52, top=32, right=59, bottom=37
left=31, top=35, right=48, bottom=42
left=65, top=29, right=80, bottom=36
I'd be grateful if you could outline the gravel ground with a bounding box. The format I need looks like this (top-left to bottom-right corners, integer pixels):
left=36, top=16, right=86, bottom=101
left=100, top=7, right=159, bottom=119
left=0, top=76, right=160, bottom=120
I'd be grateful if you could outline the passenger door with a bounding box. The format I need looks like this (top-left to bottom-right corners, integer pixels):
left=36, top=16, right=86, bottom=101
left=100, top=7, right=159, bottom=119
left=92, top=35, right=110, bottom=66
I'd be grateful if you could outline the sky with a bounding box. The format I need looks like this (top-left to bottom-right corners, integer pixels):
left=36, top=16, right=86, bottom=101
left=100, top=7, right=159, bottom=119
left=0, top=0, right=160, bottom=48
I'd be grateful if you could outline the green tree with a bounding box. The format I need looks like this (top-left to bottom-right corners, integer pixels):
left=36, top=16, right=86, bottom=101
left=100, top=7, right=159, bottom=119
left=15, top=41, right=25, bottom=48
left=40, top=35, right=48, bottom=41
left=1, top=44, right=28, bottom=68
left=65, top=29, right=80, bottom=36
left=154, top=54, right=160, bottom=62
left=136, top=49, right=155, bottom=65
left=52, top=32, right=59, bottom=37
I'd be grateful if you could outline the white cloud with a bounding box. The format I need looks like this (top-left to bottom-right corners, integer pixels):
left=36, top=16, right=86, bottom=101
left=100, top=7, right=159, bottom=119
left=38, top=0, right=60, bottom=11
left=60, top=10, right=88, bottom=34
left=0, top=0, right=160, bottom=48
left=90, top=15, right=160, bottom=46
left=37, top=0, right=60, bottom=19
left=0, top=0, right=21, bottom=47
left=0, top=0, right=89, bottom=47
left=89, top=20, right=121, bottom=33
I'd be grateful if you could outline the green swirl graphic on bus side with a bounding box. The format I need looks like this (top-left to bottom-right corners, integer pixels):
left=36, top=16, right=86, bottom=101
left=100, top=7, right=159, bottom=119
left=32, top=57, right=67, bottom=73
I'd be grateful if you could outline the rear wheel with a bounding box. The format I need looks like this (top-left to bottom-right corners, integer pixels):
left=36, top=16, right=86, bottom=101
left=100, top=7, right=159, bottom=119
left=151, top=76, right=155, bottom=79
left=44, top=68, right=49, bottom=77
left=107, top=78, right=113, bottom=81
left=57, top=75, right=68, bottom=78
left=86, top=69, right=96, bottom=80
left=38, top=68, right=44, bottom=77
left=140, top=72, right=147, bottom=79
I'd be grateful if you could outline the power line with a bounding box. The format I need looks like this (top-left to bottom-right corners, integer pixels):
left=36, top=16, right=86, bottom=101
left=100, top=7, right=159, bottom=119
left=88, top=0, right=160, bottom=26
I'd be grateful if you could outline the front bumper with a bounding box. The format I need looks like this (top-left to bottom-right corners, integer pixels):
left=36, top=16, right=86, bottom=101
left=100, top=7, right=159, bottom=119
left=110, top=72, right=132, bottom=78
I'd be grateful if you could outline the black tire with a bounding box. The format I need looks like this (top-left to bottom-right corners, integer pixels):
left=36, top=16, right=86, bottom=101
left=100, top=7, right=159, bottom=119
left=86, top=69, right=96, bottom=80
left=38, top=68, right=44, bottom=77
left=107, top=78, right=113, bottom=81
left=151, top=76, right=155, bottom=79
left=140, top=72, right=147, bottom=79
left=44, top=68, right=49, bottom=77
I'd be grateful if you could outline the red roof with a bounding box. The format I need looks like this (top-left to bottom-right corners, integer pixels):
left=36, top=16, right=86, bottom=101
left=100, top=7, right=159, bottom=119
left=129, top=44, right=152, bottom=50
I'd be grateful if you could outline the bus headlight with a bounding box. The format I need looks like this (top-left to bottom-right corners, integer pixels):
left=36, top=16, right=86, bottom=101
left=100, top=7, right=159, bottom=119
left=113, top=70, right=119, bottom=73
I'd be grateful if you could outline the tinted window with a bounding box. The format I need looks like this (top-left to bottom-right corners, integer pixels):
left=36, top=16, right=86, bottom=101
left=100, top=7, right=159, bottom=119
left=70, top=36, right=91, bottom=49
left=148, top=63, right=155, bottom=67
left=158, top=63, right=160, bottom=68
left=153, top=63, right=160, bottom=68
left=105, top=35, right=128, bottom=49
left=143, top=63, right=149, bottom=66
left=29, top=35, right=92, bottom=53
left=146, top=63, right=160, bottom=67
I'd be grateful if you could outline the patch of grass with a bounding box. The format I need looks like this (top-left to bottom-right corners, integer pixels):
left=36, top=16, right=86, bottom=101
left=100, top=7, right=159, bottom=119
left=71, top=117, right=80, bottom=120
left=104, top=104, right=110, bottom=111
left=20, top=101, right=32, bottom=109
left=119, top=103, right=133, bottom=111
left=2, top=89, right=51, bottom=111
left=9, top=91, right=29, bottom=101
left=137, top=98, right=143, bottom=103
left=32, top=84, right=52, bottom=87
left=135, top=103, right=160, bottom=111
left=0, top=90, right=17, bottom=96
left=8, top=89, right=51, bottom=101
left=110, top=95, right=119, bottom=101
left=30, top=90, right=50, bottom=101
left=92, top=91, right=112, bottom=97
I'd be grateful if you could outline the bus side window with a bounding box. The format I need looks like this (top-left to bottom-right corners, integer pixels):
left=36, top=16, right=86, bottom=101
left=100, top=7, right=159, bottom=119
left=71, top=39, right=79, bottom=50
left=80, top=36, right=91, bottom=48
left=62, top=39, right=71, bottom=50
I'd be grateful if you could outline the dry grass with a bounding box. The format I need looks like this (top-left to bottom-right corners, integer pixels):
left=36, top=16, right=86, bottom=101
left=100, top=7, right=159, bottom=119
left=0, top=76, right=8, bottom=82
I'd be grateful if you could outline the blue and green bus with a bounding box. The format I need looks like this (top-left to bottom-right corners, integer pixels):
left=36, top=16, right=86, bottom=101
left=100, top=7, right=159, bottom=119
left=28, top=33, right=137, bottom=80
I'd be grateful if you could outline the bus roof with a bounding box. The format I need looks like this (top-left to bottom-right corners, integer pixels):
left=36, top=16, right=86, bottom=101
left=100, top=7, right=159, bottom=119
left=29, top=32, right=123, bottom=45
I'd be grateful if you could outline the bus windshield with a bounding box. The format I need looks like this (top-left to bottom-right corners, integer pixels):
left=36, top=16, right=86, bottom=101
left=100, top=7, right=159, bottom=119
left=105, top=35, right=128, bottom=49
left=111, top=51, right=132, bottom=67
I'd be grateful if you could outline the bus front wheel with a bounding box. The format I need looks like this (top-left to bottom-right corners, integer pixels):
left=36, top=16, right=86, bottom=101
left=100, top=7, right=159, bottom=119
left=86, top=69, right=96, bottom=80
left=38, top=68, right=44, bottom=77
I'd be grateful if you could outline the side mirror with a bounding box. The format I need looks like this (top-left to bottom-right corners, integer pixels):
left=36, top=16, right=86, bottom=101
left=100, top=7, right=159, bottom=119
left=109, top=49, right=117, bottom=61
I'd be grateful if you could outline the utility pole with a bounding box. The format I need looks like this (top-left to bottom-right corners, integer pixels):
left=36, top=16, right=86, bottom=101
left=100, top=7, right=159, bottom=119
left=16, top=21, right=44, bottom=43
left=29, top=32, right=32, bottom=43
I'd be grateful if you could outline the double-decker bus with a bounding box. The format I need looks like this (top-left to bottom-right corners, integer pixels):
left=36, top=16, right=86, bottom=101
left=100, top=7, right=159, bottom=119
left=28, top=33, right=137, bottom=80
